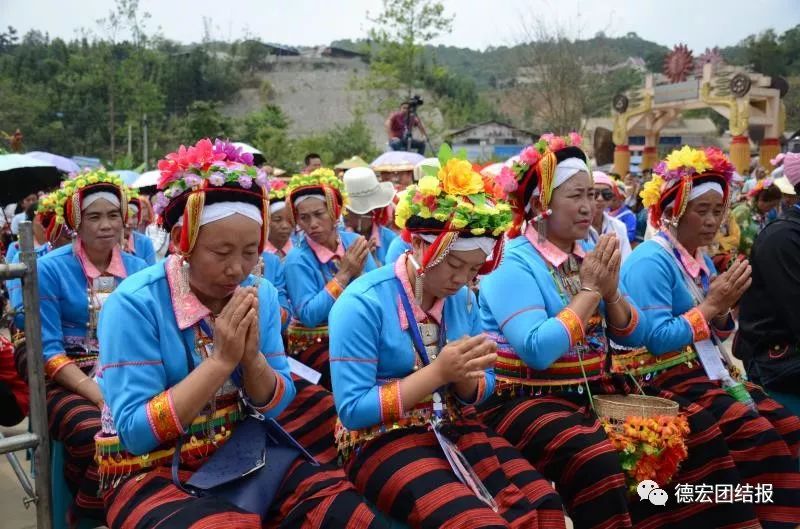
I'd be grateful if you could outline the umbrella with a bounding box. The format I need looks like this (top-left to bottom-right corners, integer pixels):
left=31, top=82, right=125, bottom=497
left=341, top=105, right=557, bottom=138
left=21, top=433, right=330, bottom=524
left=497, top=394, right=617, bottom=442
left=480, top=162, right=505, bottom=178
left=371, top=151, right=425, bottom=172
left=131, top=170, right=161, bottom=189
left=27, top=151, right=80, bottom=174
left=232, top=142, right=266, bottom=166
left=335, top=156, right=369, bottom=171
left=111, top=170, right=141, bottom=187
left=71, top=156, right=102, bottom=170
left=0, top=153, right=62, bottom=205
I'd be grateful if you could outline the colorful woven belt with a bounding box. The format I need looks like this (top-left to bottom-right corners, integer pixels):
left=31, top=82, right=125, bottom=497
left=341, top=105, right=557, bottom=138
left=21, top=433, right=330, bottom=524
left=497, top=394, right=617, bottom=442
left=494, top=348, right=606, bottom=395
left=335, top=394, right=460, bottom=462
left=287, top=322, right=329, bottom=355
left=95, top=400, right=243, bottom=490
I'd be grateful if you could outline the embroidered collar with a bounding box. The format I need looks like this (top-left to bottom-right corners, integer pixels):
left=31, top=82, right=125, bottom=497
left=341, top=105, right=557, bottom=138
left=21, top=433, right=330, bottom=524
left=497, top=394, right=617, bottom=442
left=73, top=238, right=127, bottom=280
left=165, top=254, right=211, bottom=330
left=661, top=230, right=709, bottom=279
left=306, top=233, right=344, bottom=264
left=263, top=238, right=293, bottom=257
left=524, top=223, right=586, bottom=268
left=395, top=254, right=444, bottom=329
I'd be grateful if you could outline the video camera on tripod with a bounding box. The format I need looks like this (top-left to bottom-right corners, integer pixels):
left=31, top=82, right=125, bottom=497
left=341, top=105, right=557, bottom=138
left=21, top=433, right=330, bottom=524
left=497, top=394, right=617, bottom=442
left=401, top=95, right=434, bottom=155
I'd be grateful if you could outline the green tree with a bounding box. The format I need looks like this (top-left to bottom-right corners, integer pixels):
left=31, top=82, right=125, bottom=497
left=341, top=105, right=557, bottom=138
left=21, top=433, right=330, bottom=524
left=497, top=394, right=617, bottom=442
left=366, top=0, right=453, bottom=93
left=181, top=101, right=233, bottom=141
left=742, top=29, right=786, bottom=77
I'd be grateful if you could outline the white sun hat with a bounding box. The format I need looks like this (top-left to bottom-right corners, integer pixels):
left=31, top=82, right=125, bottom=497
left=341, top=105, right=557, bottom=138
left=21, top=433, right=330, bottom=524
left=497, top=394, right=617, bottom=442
left=774, top=175, right=796, bottom=196
left=343, top=167, right=397, bottom=214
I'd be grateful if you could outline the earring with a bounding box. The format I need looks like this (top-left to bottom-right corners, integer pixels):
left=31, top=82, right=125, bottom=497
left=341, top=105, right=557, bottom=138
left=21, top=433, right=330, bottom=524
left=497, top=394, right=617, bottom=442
left=533, top=209, right=552, bottom=243
left=415, top=273, right=425, bottom=305
left=178, top=254, right=191, bottom=296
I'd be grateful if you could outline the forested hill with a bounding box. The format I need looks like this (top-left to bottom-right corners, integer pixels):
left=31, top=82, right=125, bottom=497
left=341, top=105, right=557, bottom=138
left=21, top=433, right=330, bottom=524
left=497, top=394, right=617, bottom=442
left=333, top=32, right=754, bottom=89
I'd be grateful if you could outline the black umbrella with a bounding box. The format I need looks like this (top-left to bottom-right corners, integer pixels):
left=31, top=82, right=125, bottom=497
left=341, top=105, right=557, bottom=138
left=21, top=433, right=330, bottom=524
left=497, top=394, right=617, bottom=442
left=0, top=154, right=64, bottom=205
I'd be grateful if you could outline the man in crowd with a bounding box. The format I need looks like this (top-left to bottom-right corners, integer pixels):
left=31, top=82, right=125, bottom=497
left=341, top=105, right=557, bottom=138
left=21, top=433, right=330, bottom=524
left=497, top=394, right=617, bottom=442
left=10, top=193, right=38, bottom=236
left=303, top=152, right=322, bottom=174
left=385, top=100, right=427, bottom=155
left=736, top=152, right=800, bottom=415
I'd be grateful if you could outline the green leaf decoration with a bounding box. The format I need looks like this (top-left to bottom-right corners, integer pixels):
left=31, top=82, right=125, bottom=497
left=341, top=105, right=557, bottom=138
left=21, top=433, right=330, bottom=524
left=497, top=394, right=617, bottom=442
left=437, top=143, right=453, bottom=166
left=468, top=193, right=485, bottom=206
left=422, top=164, right=439, bottom=178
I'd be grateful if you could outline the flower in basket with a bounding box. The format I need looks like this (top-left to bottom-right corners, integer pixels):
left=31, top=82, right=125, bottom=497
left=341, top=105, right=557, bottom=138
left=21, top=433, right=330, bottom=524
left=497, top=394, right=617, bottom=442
left=602, top=414, right=690, bottom=493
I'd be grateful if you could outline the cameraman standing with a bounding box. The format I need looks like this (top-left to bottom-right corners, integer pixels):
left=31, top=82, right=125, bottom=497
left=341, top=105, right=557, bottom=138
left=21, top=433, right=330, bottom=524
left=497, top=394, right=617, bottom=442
left=385, top=100, right=427, bottom=155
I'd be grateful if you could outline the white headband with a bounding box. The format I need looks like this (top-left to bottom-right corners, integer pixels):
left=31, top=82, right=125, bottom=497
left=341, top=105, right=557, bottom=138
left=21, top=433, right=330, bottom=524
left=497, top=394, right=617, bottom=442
left=175, top=201, right=262, bottom=228
left=82, top=191, right=120, bottom=211
left=418, top=233, right=496, bottom=256
left=689, top=182, right=723, bottom=201
left=292, top=194, right=325, bottom=208
left=269, top=200, right=287, bottom=214
left=553, top=158, right=590, bottom=189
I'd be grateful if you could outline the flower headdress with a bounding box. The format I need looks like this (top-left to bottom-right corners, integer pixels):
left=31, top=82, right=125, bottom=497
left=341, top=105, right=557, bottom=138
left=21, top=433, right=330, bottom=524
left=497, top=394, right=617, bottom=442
left=48, top=168, right=128, bottom=232
left=268, top=178, right=288, bottom=203
left=154, top=138, right=270, bottom=255
left=36, top=190, right=73, bottom=244
left=395, top=144, right=513, bottom=275
left=285, top=168, right=348, bottom=225
left=505, top=132, right=585, bottom=237
left=641, top=146, right=734, bottom=228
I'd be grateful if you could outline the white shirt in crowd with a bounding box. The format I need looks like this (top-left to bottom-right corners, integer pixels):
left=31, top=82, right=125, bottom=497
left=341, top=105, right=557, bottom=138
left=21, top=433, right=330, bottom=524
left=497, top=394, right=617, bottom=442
left=586, top=212, right=632, bottom=261
left=10, top=212, right=26, bottom=235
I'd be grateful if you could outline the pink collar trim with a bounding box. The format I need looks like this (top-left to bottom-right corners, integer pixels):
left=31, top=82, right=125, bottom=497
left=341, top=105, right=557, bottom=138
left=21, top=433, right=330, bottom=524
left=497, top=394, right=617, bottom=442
left=524, top=223, right=585, bottom=268
left=74, top=238, right=127, bottom=280
left=264, top=238, right=293, bottom=257
left=394, top=254, right=444, bottom=329
left=306, top=234, right=344, bottom=264
left=662, top=230, right=709, bottom=279
left=165, top=254, right=211, bottom=330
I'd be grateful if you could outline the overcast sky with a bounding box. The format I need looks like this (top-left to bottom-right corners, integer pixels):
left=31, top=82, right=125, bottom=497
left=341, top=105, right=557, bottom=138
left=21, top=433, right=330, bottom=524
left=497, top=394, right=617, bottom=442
left=1, top=0, right=798, bottom=52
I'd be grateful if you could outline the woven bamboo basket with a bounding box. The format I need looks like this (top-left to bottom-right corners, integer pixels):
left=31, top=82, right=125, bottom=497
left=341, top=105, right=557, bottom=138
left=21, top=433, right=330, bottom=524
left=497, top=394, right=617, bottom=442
left=594, top=394, right=679, bottom=421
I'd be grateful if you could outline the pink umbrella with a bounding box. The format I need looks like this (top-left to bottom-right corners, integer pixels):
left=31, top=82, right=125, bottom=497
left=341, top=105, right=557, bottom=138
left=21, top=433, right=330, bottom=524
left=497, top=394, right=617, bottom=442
left=371, top=151, right=425, bottom=172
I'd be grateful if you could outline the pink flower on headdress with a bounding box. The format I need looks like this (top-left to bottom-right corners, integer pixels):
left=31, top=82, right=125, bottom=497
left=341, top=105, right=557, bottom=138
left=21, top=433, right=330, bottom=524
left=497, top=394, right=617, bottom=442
left=186, top=138, right=225, bottom=170
left=520, top=146, right=541, bottom=166
left=255, top=168, right=269, bottom=188
left=568, top=132, right=583, bottom=146
left=237, top=175, right=253, bottom=189
left=539, top=133, right=555, bottom=144
left=703, top=147, right=734, bottom=183
left=548, top=136, right=567, bottom=151
left=184, top=174, right=202, bottom=188
left=209, top=171, right=226, bottom=186
left=152, top=192, right=169, bottom=214
left=213, top=139, right=255, bottom=166
left=495, top=166, right=520, bottom=195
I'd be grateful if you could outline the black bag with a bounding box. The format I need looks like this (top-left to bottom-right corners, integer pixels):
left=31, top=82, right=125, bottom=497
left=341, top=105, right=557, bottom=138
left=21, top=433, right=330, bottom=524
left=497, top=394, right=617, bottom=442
left=176, top=416, right=315, bottom=519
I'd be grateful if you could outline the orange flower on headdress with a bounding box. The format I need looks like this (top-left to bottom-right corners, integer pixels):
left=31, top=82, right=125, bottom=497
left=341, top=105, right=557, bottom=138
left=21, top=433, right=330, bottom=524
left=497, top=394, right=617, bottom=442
left=439, top=158, right=483, bottom=196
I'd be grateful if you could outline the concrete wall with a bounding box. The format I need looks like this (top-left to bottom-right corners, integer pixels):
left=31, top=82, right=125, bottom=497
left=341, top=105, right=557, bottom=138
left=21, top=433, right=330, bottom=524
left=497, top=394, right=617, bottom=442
left=221, top=56, right=443, bottom=150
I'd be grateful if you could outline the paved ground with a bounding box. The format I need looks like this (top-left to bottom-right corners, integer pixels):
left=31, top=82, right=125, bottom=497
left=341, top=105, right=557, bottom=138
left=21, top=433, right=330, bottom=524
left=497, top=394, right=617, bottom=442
left=1, top=423, right=37, bottom=529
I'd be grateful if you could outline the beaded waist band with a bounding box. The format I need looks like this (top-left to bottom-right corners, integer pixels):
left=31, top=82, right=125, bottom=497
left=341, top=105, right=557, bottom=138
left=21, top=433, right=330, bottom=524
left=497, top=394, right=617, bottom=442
left=494, top=348, right=606, bottom=393
left=95, top=400, right=243, bottom=490
left=287, top=323, right=329, bottom=355
left=609, top=347, right=697, bottom=379
left=335, top=394, right=460, bottom=462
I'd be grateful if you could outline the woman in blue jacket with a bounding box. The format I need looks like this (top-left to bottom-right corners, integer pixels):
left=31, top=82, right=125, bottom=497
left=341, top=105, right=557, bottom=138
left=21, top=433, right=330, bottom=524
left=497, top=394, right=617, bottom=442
left=330, top=149, right=564, bottom=529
